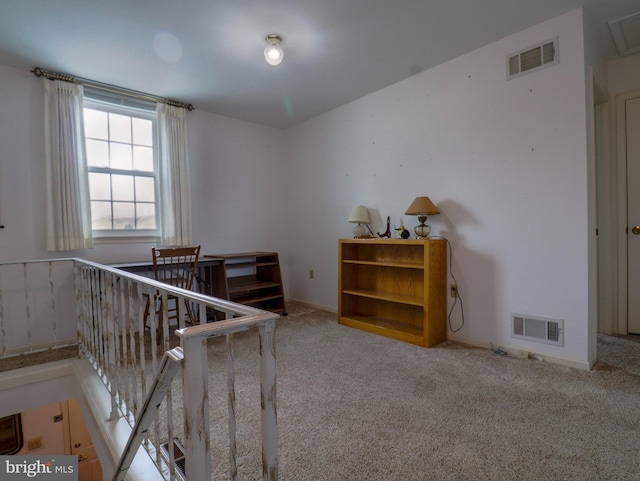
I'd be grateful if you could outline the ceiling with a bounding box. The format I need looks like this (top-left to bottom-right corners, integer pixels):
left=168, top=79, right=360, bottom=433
left=0, top=0, right=639, bottom=129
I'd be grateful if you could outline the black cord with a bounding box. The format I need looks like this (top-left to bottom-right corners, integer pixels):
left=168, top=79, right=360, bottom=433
left=429, top=236, right=465, bottom=333
left=366, top=224, right=375, bottom=237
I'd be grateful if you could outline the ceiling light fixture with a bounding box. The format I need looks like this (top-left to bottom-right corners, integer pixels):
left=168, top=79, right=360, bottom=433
left=264, top=34, right=284, bottom=66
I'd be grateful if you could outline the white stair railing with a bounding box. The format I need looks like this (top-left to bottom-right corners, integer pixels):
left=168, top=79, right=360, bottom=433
left=0, top=259, right=77, bottom=359
left=0, top=258, right=280, bottom=481
left=74, top=258, right=280, bottom=481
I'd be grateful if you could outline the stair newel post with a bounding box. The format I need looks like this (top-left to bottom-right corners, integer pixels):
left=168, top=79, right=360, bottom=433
left=180, top=332, right=211, bottom=481
left=259, top=318, right=278, bottom=481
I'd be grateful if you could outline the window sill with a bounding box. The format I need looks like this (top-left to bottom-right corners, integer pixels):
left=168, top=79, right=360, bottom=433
left=92, top=235, right=160, bottom=245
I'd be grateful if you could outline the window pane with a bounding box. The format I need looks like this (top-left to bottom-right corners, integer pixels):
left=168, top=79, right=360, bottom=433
left=86, top=139, right=109, bottom=167
left=136, top=203, right=157, bottom=229
left=113, top=202, right=136, bottom=230
left=84, top=109, right=108, bottom=139
left=132, top=118, right=153, bottom=146
left=91, top=201, right=112, bottom=230
left=109, top=113, right=132, bottom=143
left=89, top=173, right=111, bottom=201
left=110, top=143, right=133, bottom=170
left=133, top=145, right=153, bottom=171
left=135, top=176, right=155, bottom=202
left=84, top=99, right=160, bottom=235
left=112, top=174, right=134, bottom=201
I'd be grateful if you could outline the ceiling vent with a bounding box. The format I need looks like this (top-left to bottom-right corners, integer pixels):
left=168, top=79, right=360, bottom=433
left=609, top=10, right=640, bottom=57
left=507, top=37, right=558, bottom=80
left=511, top=313, right=564, bottom=347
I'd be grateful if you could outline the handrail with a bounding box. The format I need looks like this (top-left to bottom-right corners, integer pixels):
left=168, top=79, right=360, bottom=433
left=75, top=258, right=267, bottom=318
left=0, top=257, right=267, bottom=318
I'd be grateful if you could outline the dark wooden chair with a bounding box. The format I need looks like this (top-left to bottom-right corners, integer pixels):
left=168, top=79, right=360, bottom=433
left=143, top=245, right=201, bottom=337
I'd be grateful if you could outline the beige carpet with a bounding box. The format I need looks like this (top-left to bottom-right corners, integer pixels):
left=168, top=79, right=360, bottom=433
left=156, top=305, right=640, bottom=481
left=3, top=305, right=640, bottom=481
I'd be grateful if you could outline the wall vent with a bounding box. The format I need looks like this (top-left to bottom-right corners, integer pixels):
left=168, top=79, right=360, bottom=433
left=160, top=438, right=187, bottom=480
left=511, top=313, right=563, bottom=346
left=609, top=10, right=640, bottom=57
left=507, top=37, right=558, bottom=80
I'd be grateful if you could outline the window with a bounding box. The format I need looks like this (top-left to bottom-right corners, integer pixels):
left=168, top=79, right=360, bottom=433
left=0, top=414, right=23, bottom=455
left=83, top=95, right=159, bottom=238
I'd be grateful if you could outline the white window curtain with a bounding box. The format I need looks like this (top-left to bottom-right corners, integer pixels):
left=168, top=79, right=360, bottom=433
left=44, top=79, right=93, bottom=251
left=157, top=103, right=193, bottom=246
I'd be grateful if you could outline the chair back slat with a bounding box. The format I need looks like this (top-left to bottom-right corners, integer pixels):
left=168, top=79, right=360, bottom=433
left=152, top=246, right=201, bottom=290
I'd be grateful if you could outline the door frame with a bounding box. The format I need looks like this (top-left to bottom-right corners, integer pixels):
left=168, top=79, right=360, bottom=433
left=616, top=88, right=640, bottom=335
left=592, top=72, right=611, bottom=335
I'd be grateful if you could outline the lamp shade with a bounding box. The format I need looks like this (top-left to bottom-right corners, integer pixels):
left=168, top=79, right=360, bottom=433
left=348, top=205, right=371, bottom=224
left=405, top=196, right=440, bottom=216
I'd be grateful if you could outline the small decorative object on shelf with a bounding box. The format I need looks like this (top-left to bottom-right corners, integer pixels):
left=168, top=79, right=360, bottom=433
left=377, top=216, right=391, bottom=238
left=395, top=222, right=410, bottom=239
left=405, top=195, right=440, bottom=238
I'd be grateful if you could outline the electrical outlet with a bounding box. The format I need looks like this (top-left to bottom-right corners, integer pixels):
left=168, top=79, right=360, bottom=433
left=450, top=284, right=458, bottom=298
left=27, top=437, right=42, bottom=451
left=309, top=269, right=314, bottom=279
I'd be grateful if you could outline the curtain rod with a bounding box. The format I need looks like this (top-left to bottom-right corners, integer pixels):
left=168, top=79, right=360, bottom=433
left=31, top=66, right=195, bottom=111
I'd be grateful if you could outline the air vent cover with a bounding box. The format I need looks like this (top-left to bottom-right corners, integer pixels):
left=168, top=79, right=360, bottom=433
left=160, top=438, right=187, bottom=481
left=507, top=38, right=558, bottom=80
left=609, top=11, right=640, bottom=57
left=511, top=313, right=564, bottom=346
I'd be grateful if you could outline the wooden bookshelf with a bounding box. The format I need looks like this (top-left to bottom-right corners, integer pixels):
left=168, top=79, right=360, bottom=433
left=338, top=238, right=446, bottom=347
left=204, top=252, right=286, bottom=316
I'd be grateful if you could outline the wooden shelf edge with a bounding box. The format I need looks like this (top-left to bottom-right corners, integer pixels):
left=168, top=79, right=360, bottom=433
left=342, top=260, right=424, bottom=269
left=226, top=261, right=279, bottom=269
left=339, top=316, right=425, bottom=346
left=342, top=289, right=423, bottom=306
left=230, top=293, right=284, bottom=304
left=228, top=280, right=281, bottom=294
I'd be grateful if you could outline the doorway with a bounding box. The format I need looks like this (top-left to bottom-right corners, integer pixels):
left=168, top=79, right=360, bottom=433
left=619, top=91, right=640, bottom=334
left=13, top=399, right=103, bottom=481
left=64, top=399, right=103, bottom=481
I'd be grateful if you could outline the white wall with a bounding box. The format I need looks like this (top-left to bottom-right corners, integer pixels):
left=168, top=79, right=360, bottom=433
left=284, top=9, right=591, bottom=366
left=16, top=403, right=66, bottom=455
left=608, top=54, right=640, bottom=96
left=0, top=67, right=45, bottom=261
left=582, top=9, right=609, bottom=364
left=0, top=9, right=597, bottom=367
left=188, top=110, right=288, bottom=259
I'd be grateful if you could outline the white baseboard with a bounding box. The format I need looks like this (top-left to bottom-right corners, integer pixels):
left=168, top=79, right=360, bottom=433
left=446, top=332, right=592, bottom=371
left=286, top=298, right=336, bottom=314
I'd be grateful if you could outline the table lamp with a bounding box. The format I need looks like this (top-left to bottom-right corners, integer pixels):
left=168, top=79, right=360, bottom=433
left=405, top=196, right=440, bottom=238
left=348, top=205, right=374, bottom=238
